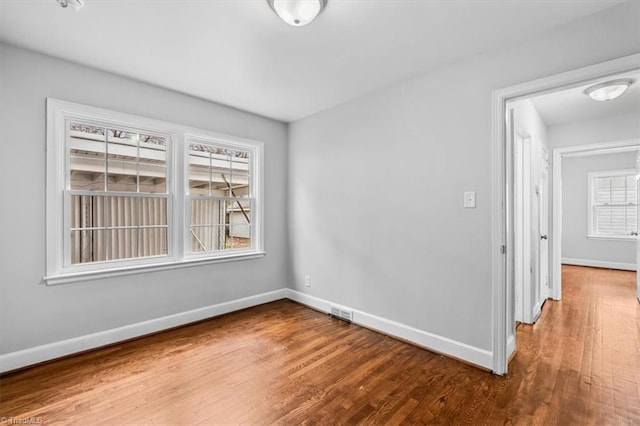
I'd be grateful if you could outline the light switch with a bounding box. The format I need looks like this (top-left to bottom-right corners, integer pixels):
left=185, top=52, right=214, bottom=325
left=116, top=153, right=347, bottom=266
left=464, top=191, right=476, bottom=208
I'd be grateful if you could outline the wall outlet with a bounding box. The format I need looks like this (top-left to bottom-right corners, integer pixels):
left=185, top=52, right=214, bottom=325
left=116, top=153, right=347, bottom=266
left=304, top=275, right=311, bottom=287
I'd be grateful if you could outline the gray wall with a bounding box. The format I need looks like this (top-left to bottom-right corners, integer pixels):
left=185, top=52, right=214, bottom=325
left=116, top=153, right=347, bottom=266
left=547, top=112, right=640, bottom=267
left=288, top=2, right=640, bottom=352
left=562, top=152, right=637, bottom=265
left=0, top=44, right=289, bottom=354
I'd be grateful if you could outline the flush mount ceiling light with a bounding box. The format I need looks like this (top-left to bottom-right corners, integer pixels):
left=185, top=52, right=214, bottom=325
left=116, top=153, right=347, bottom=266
left=584, top=79, right=633, bottom=102
left=56, top=0, right=84, bottom=10
left=267, top=0, right=327, bottom=27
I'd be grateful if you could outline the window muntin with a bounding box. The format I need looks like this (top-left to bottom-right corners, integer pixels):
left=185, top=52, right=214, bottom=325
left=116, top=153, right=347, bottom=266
left=187, top=142, right=253, bottom=254
left=66, top=122, right=169, bottom=265
left=589, top=170, right=638, bottom=239
left=46, top=98, right=264, bottom=284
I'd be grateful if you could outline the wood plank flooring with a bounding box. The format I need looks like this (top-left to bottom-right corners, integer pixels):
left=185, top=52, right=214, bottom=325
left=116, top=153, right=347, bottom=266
left=1, top=265, right=639, bottom=424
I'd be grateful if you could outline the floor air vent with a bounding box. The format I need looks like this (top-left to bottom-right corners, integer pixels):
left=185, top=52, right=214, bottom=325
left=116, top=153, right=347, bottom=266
left=330, top=306, right=353, bottom=323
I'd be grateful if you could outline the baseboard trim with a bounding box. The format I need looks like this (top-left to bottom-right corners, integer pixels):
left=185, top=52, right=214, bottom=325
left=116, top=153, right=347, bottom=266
left=562, top=257, right=636, bottom=271
left=2, top=288, right=496, bottom=374
left=0, top=288, right=287, bottom=374
left=285, top=289, right=493, bottom=371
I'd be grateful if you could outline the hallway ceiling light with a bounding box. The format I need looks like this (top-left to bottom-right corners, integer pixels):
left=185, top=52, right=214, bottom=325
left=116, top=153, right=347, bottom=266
left=267, top=0, right=327, bottom=27
left=584, top=79, right=633, bottom=101
left=56, top=0, right=83, bottom=10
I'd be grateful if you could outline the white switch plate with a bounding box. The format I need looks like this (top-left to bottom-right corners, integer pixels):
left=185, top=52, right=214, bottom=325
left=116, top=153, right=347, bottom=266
left=464, top=191, right=476, bottom=208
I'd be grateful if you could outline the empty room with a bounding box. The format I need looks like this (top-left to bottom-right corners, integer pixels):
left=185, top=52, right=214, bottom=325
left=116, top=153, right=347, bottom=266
left=0, top=0, right=639, bottom=424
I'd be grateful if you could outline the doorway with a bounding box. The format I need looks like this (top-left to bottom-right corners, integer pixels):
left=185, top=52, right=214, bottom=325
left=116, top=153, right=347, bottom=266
left=490, top=53, right=640, bottom=375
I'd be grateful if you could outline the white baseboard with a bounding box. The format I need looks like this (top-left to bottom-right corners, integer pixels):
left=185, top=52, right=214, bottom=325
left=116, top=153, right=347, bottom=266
left=0, top=288, right=286, bottom=374
left=2, top=288, right=496, bottom=374
left=285, top=289, right=493, bottom=371
left=562, top=257, right=636, bottom=271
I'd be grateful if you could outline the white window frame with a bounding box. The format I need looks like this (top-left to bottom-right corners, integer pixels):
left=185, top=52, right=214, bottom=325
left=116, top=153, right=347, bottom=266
left=45, top=98, right=264, bottom=285
left=587, top=168, right=637, bottom=241
left=184, top=134, right=260, bottom=260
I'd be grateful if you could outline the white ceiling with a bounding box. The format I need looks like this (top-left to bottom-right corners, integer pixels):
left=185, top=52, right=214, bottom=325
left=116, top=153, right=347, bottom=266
left=530, top=71, right=640, bottom=127
left=0, top=0, right=625, bottom=122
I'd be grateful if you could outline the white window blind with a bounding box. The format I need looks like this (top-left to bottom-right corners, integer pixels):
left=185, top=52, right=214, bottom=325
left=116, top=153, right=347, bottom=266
left=591, top=172, right=637, bottom=237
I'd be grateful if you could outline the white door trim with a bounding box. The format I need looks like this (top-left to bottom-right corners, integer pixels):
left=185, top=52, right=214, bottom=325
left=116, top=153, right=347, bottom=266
left=552, top=140, right=640, bottom=299
left=491, top=53, right=640, bottom=375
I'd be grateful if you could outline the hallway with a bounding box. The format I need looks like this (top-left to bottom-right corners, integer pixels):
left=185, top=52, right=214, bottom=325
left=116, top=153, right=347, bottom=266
left=510, top=265, right=640, bottom=424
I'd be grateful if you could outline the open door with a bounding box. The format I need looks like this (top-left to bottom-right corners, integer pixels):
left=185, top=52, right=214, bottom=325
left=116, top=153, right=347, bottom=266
left=535, top=147, right=550, bottom=319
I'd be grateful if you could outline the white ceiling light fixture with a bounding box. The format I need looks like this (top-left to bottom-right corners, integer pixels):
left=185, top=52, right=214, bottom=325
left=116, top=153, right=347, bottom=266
left=56, top=0, right=84, bottom=10
left=584, top=79, right=633, bottom=101
left=267, top=0, right=327, bottom=27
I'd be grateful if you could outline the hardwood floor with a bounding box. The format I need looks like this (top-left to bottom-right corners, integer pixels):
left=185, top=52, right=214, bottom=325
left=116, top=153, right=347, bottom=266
left=1, top=265, right=639, bottom=424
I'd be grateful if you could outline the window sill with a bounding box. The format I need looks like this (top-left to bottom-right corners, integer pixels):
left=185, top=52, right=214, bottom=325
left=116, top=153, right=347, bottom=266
left=587, top=235, right=636, bottom=242
left=43, top=252, right=266, bottom=286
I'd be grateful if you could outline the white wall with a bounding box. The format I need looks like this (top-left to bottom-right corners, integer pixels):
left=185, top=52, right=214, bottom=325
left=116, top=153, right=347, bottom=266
left=548, top=113, right=640, bottom=269
left=548, top=113, right=640, bottom=150
left=561, top=152, right=637, bottom=266
left=513, top=100, right=548, bottom=146
left=0, top=44, right=289, bottom=356
left=288, top=1, right=640, bottom=358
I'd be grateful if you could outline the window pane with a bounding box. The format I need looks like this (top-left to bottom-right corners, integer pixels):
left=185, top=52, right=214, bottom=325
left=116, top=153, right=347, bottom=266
left=139, top=197, right=168, bottom=226
left=231, top=150, right=250, bottom=198
left=609, top=206, right=626, bottom=234
left=70, top=195, right=106, bottom=230
left=109, top=196, right=139, bottom=227
left=610, top=176, right=626, bottom=204
left=69, top=122, right=106, bottom=191
left=229, top=199, right=251, bottom=249
left=70, top=194, right=169, bottom=262
left=139, top=132, right=167, bottom=194
left=627, top=176, right=637, bottom=204
left=70, top=229, right=106, bottom=264
left=188, top=144, right=249, bottom=198
left=190, top=226, right=212, bottom=252
left=107, top=129, right=138, bottom=192
left=595, top=177, right=610, bottom=205
left=188, top=144, right=212, bottom=196
left=596, top=205, right=636, bottom=235
left=189, top=225, right=231, bottom=252
left=626, top=206, right=637, bottom=233
left=189, top=198, right=229, bottom=253
left=140, top=227, right=167, bottom=257
left=109, top=228, right=139, bottom=260
left=191, top=198, right=225, bottom=227
left=593, top=174, right=638, bottom=237
left=217, top=225, right=231, bottom=250
left=596, top=206, right=612, bottom=234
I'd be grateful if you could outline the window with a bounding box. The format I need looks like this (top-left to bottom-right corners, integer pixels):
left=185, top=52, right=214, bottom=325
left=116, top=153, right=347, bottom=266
left=187, top=141, right=253, bottom=255
left=46, top=99, right=263, bottom=284
left=588, top=169, right=638, bottom=239
left=68, top=123, right=169, bottom=264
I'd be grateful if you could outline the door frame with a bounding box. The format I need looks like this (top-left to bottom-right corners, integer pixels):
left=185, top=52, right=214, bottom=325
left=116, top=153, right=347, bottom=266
left=552, top=141, right=640, bottom=300
left=513, top=131, right=529, bottom=324
left=490, top=53, right=640, bottom=375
